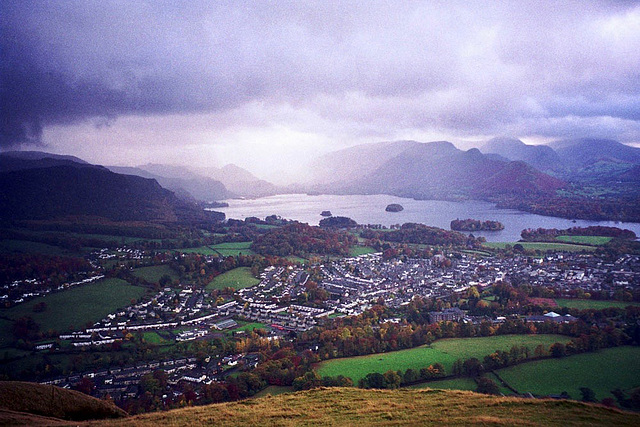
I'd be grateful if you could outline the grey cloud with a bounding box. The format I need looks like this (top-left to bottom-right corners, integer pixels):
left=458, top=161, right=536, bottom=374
left=2, top=0, right=640, bottom=147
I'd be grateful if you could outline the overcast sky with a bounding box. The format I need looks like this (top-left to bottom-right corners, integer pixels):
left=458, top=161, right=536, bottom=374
left=2, top=0, right=639, bottom=181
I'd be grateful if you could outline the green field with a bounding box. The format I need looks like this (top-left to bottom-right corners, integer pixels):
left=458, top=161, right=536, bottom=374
left=286, top=256, right=307, bottom=264
left=207, top=267, right=260, bottom=291
left=142, top=331, right=171, bottom=345
left=495, top=346, right=640, bottom=401
left=0, top=319, right=15, bottom=348
left=176, top=246, right=220, bottom=255
left=483, top=242, right=596, bottom=252
left=555, top=235, right=613, bottom=245
left=212, top=241, right=255, bottom=256
left=176, top=242, right=255, bottom=256
left=349, top=246, right=377, bottom=257
left=131, top=264, right=179, bottom=283
left=0, top=239, right=72, bottom=256
left=0, top=278, right=145, bottom=339
left=315, top=334, right=571, bottom=383
left=554, top=298, right=640, bottom=310
left=227, top=321, right=268, bottom=334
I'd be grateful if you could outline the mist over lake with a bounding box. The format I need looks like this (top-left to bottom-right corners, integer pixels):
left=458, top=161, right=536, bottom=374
left=215, top=194, right=640, bottom=242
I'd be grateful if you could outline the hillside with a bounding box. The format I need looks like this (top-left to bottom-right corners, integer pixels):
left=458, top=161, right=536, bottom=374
left=0, top=381, right=126, bottom=422
left=329, top=141, right=565, bottom=200
left=481, top=137, right=564, bottom=172
left=196, top=164, right=278, bottom=198
left=0, top=164, right=210, bottom=222
left=133, top=164, right=231, bottom=201
left=306, top=140, right=424, bottom=187
left=90, top=387, right=640, bottom=426
left=549, top=138, right=640, bottom=169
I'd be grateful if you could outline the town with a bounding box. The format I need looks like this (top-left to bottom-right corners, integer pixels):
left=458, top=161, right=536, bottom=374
left=15, top=243, right=637, bottom=403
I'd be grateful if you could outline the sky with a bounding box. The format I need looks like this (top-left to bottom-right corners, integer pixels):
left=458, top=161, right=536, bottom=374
left=1, top=0, right=640, bottom=182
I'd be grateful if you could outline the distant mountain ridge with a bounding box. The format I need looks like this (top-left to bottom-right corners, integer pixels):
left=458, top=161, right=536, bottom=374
left=194, top=164, right=278, bottom=198
left=478, top=137, right=640, bottom=191
left=481, top=137, right=564, bottom=172
left=306, top=140, right=424, bottom=186
left=549, top=138, right=640, bottom=169
left=308, top=140, right=565, bottom=200
left=110, top=164, right=231, bottom=202
left=0, top=150, right=93, bottom=173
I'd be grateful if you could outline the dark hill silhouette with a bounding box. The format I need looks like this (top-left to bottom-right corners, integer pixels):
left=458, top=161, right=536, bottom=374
left=0, top=164, right=211, bottom=222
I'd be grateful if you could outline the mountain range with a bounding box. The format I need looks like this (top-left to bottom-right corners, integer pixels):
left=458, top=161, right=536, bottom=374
left=108, top=163, right=278, bottom=201
left=482, top=137, right=640, bottom=181
left=2, top=135, right=640, bottom=223
left=306, top=140, right=565, bottom=200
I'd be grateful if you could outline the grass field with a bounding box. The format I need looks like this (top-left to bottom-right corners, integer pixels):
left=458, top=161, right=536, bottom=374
left=142, top=331, right=171, bottom=345
left=555, top=235, right=613, bottom=245
left=0, top=319, right=15, bottom=348
left=349, top=246, right=377, bottom=257
left=554, top=299, right=640, bottom=310
left=0, top=239, right=71, bottom=256
left=207, top=267, right=260, bottom=291
left=315, top=334, right=571, bottom=383
left=286, top=256, right=308, bottom=264
left=495, top=346, right=640, bottom=401
left=227, top=321, right=268, bottom=335
left=210, top=242, right=255, bottom=256
left=93, top=387, right=640, bottom=427
left=176, top=246, right=220, bottom=255
left=176, top=242, right=255, bottom=256
left=483, top=242, right=596, bottom=252
left=0, top=278, right=145, bottom=338
left=131, top=265, right=179, bottom=283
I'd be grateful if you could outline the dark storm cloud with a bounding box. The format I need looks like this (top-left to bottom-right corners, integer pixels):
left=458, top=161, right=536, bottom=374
left=2, top=0, right=640, bottom=147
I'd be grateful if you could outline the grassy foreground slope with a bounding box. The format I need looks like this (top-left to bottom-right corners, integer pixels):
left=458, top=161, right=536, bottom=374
left=0, top=381, right=126, bottom=422
left=93, top=387, right=639, bottom=427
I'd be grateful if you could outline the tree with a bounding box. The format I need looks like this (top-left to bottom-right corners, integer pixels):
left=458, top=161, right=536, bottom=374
left=359, top=372, right=385, bottom=389
left=12, top=316, right=39, bottom=341
left=383, top=370, right=402, bottom=389
left=550, top=342, right=566, bottom=358
left=475, top=377, right=500, bottom=395
left=292, top=371, right=321, bottom=391
left=462, top=358, right=483, bottom=377
left=73, top=377, right=95, bottom=396
left=403, top=368, right=418, bottom=384
left=140, top=373, right=161, bottom=396
left=579, top=387, right=596, bottom=402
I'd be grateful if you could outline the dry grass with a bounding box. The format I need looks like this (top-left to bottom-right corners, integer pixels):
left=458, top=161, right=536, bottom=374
left=0, top=381, right=127, bottom=423
left=90, top=387, right=640, bottom=427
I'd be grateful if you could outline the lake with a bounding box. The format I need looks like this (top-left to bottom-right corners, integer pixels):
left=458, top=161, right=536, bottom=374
left=214, top=194, right=640, bottom=242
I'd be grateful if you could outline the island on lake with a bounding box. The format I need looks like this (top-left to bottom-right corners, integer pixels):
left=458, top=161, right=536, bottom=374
left=385, top=203, right=404, bottom=212
left=450, top=218, right=504, bottom=231
left=320, top=210, right=332, bottom=217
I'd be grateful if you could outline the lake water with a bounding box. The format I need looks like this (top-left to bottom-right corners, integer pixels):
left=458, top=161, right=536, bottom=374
left=214, top=194, right=640, bottom=242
